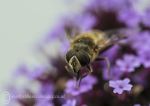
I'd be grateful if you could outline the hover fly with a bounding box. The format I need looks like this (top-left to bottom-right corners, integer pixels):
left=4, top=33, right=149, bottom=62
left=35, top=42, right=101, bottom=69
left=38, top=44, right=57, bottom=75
left=65, top=29, right=126, bottom=87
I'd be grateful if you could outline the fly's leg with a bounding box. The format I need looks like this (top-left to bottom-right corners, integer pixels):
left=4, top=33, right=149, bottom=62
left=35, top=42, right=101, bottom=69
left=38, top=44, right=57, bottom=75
left=75, top=71, right=82, bottom=88
left=96, top=56, right=111, bottom=79
left=65, top=63, right=81, bottom=88
left=75, top=64, right=93, bottom=88
left=87, top=64, right=93, bottom=73
left=75, top=72, right=88, bottom=88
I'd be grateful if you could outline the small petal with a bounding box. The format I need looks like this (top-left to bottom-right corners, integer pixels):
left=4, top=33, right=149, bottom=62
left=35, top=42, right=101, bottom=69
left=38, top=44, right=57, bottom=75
left=123, top=78, right=130, bottom=83
left=113, top=88, right=123, bottom=94
left=109, top=78, right=133, bottom=94
left=109, top=81, right=118, bottom=88
left=123, top=85, right=133, bottom=91
left=62, top=99, right=77, bottom=106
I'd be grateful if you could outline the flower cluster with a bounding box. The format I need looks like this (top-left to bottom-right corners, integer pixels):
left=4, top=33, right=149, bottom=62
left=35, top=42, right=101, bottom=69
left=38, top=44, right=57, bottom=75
left=6, top=0, right=150, bottom=106
left=116, top=54, right=141, bottom=73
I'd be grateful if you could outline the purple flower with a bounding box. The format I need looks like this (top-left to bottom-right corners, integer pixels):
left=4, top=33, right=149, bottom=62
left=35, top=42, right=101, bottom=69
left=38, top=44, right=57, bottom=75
left=28, top=66, right=47, bottom=80
left=103, top=67, right=123, bottom=80
left=79, top=14, right=96, bottom=31
left=38, top=83, right=54, bottom=95
left=130, top=31, right=150, bottom=52
left=128, top=31, right=150, bottom=68
left=60, top=40, right=70, bottom=54
left=109, top=78, right=133, bottom=94
left=102, top=45, right=120, bottom=61
left=70, top=13, right=96, bottom=32
left=35, top=83, right=54, bottom=106
left=138, top=49, right=150, bottom=68
left=65, top=75, right=97, bottom=96
left=62, top=99, right=77, bottom=106
left=65, top=79, right=82, bottom=96
left=79, top=75, right=97, bottom=92
left=142, top=8, right=150, bottom=27
left=87, top=0, right=133, bottom=11
left=116, top=54, right=141, bottom=72
left=118, top=8, right=141, bottom=27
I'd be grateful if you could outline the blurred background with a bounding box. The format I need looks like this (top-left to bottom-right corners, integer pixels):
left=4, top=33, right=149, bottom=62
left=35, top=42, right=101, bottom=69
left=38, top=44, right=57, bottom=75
left=0, top=0, right=87, bottom=86
left=1, top=0, right=150, bottom=106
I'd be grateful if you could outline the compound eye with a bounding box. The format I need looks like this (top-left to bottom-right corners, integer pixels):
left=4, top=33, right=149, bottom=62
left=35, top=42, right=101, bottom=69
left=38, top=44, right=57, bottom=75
left=78, top=51, right=90, bottom=66
left=66, top=50, right=75, bottom=62
left=66, top=49, right=90, bottom=66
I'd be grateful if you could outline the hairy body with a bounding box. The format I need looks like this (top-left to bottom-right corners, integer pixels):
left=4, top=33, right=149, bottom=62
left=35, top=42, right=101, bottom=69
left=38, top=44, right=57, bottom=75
left=65, top=30, right=125, bottom=86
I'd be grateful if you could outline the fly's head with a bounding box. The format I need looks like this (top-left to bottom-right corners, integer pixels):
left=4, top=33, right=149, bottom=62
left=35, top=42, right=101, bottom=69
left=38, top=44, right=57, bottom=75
left=65, top=49, right=90, bottom=76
